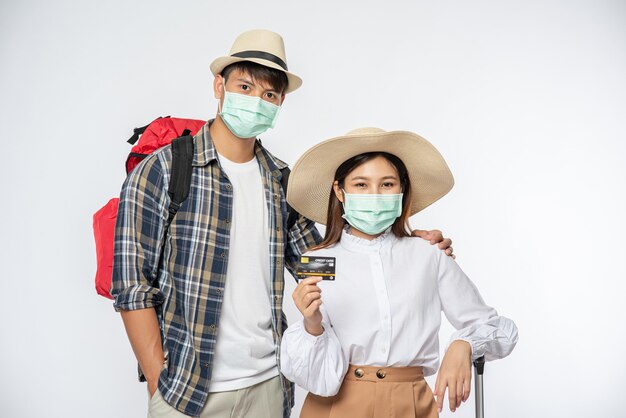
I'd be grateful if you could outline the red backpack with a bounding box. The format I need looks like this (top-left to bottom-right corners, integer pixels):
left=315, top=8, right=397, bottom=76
left=93, top=116, right=205, bottom=299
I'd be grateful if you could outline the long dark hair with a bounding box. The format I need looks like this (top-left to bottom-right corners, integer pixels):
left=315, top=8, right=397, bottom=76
left=311, top=152, right=413, bottom=251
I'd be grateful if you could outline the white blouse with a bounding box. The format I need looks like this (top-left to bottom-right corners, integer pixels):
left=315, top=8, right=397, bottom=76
left=280, top=229, right=518, bottom=397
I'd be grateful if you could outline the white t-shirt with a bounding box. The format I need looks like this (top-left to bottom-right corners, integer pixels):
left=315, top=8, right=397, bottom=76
left=209, top=153, right=278, bottom=392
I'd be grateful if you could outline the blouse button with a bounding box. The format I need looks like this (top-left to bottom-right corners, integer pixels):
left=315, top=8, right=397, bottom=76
left=376, top=370, right=386, bottom=379
left=354, top=368, right=364, bottom=378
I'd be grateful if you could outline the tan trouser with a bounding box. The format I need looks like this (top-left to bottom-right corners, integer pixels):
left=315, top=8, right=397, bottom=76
left=147, top=376, right=283, bottom=418
left=300, top=365, right=438, bottom=418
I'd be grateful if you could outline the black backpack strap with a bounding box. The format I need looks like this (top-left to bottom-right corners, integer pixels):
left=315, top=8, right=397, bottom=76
left=127, top=122, right=151, bottom=145
left=280, top=167, right=299, bottom=230
left=166, top=135, right=194, bottom=226
left=151, top=135, right=194, bottom=290
left=126, top=116, right=170, bottom=144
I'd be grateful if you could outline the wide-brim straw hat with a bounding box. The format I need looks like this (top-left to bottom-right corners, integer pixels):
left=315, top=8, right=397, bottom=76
left=210, top=29, right=302, bottom=94
left=287, top=128, right=455, bottom=225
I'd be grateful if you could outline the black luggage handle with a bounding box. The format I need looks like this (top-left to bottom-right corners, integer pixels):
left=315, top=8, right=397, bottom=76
left=473, top=356, right=485, bottom=375
left=473, top=356, right=485, bottom=418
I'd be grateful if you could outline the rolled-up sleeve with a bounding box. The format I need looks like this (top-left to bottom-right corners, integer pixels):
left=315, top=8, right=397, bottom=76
left=111, top=154, right=169, bottom=311
left=280, top=316, right=348, bottom=397
left=437, top=251, right=519, bottom=361
left=284, top=213, right=323, bottom=280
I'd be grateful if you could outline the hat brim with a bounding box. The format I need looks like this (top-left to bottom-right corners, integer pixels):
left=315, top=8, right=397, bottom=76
left=287, top=131, right=455, bottom=225
left=210, top=56, right=302, bottom=94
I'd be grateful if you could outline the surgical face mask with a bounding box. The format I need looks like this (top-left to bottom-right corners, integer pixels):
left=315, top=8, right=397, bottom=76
left=219, top=84, right=281, bottom=139
left=341, top=191, right=403, bottom=235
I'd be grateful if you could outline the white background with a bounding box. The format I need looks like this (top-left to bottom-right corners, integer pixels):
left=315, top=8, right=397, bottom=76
left=1, top=1, right=625, bottom=417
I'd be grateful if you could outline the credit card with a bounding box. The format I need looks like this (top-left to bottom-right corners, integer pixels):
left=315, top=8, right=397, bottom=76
left=296, top=256, right=336, bottom=280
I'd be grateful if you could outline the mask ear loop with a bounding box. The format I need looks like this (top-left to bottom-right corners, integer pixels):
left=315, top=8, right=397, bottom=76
left=218, top=77, right=227, bottom=114
left=340, top=187, right=348, bottom=214
left=338, top=187, right=354, bottom=234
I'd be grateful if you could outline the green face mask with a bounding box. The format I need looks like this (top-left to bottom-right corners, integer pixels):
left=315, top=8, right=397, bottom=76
left=341, top=191, right=403, bottom=235
left=219, top=88, right=281, bottom=139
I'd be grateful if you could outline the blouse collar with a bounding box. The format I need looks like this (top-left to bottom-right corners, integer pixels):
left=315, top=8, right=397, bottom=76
left=339, top=226, right=394, bottom=253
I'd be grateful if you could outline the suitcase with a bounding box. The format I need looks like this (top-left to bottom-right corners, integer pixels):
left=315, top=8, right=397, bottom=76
left=473, top=356, right=486, bottom=418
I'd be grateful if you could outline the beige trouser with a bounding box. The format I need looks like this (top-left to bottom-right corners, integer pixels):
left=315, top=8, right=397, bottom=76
left=300, top=365, right=438, bottom=418
left=147, top=376, right=283, bottom=418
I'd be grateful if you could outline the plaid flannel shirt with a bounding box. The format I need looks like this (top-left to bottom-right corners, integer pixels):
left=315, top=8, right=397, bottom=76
left=112, top=121, right=322, bottom=417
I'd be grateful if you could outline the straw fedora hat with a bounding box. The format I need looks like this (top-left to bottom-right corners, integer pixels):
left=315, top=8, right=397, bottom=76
left=210, top=29, right=302, bottom=94
left=287, top=128, right=455, bottom=225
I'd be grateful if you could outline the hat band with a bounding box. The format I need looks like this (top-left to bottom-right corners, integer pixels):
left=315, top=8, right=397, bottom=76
left=231, top=50, right=288, bottom=71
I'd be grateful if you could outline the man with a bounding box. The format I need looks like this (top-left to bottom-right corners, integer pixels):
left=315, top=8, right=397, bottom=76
left=112, top=29, right=453, bottom=418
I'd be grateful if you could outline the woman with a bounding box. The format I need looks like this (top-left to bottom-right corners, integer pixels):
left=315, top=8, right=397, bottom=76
left=280, top=128, right=518, bottom=417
